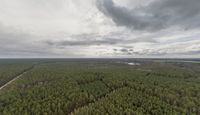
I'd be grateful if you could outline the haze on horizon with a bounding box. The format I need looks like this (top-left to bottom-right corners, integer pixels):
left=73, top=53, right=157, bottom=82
left=0, top=0, right=200, bottom=58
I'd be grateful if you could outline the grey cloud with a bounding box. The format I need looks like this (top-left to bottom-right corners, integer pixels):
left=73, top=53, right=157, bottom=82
left=45, top=38, right=121, bottom=47
left=139, top=41, right=200, bottom=56
left=0, top=23, right=56, bottom=57
left=45, top=37, right=156, bottom=47
left=45, top=33, right=157, bottom=47
left=113, top=49, right=118, bottom=51
left=96, top=0, right=200, bottom=31
left=1, top=0, right=200, bottom=58
left=120, top=48, right=129, bottom=52
left=113, top=48, right=135, bottom=55
left=0, top=24, right=29, bottom=43
left=113, top=39, right=200, bottom=56
left=0, top=24, right=30, bottom=51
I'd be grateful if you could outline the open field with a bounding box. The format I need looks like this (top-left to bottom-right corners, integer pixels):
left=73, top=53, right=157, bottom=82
left=0, top=59, right=200, bottom=115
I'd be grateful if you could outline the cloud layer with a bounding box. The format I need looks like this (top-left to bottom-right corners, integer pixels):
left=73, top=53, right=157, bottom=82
left=97, top=0, right=200, bottom=31
left=0, top=0, right=200, bottom=58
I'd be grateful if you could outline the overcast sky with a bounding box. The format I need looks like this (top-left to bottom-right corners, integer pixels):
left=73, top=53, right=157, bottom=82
left=0, top=0, right=200, bottom=58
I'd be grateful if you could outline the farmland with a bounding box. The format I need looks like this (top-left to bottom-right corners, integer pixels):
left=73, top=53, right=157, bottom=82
left=0, top=59, right=200, bottom=115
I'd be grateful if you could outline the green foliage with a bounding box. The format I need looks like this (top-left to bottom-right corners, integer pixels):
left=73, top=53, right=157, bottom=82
left=0, top=61, right=34, bottom=87
left=0, top=59, right=200, bottom=115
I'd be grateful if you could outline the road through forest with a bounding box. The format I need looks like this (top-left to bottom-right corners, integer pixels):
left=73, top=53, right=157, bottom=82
left=0, top=65, right=36, bottom=91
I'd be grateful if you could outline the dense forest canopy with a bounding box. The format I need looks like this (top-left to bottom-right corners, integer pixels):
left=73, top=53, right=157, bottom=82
left=0, top=59, right=200, bottom=115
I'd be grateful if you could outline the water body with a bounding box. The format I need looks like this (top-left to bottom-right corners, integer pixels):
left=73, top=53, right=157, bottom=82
left=127, top=62, right=141, bottom=65
left=116, top=61, right=141, bottom=66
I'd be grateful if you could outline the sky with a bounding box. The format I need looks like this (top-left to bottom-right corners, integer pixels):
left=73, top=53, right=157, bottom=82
left=0, top=0, right=200, bottom=58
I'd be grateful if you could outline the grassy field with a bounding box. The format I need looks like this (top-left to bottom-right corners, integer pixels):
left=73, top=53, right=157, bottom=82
left=0, top=59, right=200, bottom=115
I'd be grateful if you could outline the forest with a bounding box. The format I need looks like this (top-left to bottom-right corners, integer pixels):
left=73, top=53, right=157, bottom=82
left=0, top=59, right=200, bottom=115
